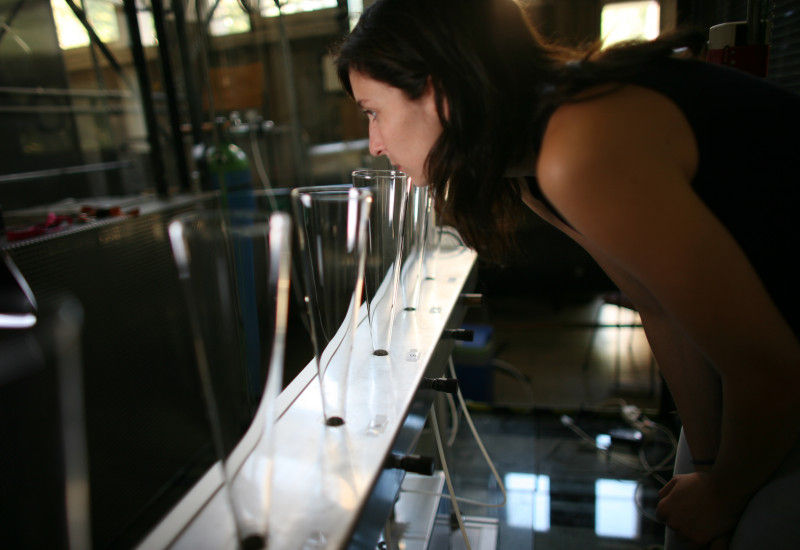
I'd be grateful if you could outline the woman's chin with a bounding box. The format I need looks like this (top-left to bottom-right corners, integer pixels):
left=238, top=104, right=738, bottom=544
left=407, top=174, right=429, bottom=187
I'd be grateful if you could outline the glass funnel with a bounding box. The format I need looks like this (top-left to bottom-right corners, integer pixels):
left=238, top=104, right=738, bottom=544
left=290, top=186, right=372, bottom=427
left=169, top=209, right=292, bottom=549
left=400, top=185, right=429, bottom=311
left=352, top=170, right=409, bottom=356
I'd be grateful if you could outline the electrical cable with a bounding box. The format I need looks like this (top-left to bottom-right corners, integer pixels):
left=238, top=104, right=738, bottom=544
left=594, top=397, right=629, bottom=409
left=446, top=392, right=460, bottom=447
left=449, top=358, right=508, bottom=505
left=248, top=129, right=280, bottom=212
left=430, top=405, right=471, bottom=550
left=559, top=399, right=679, bottom=525
left=0, top=0, right=26, bottom=47
left=490, top=358, right=536, bottom=411
left=382, top=515, right=396, bottom=550
left=560, top=413, right=677, bottom=474
left=403, top=358, right=508, bottom=509
left=638, top=420, right=677, bottom=484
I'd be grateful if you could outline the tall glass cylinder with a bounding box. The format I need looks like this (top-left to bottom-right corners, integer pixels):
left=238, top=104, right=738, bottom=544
left=290, top=186, right=372, bottom=427
left=422, top=191, right=443, bottom=281
left=169, top=209, right=292, bottom=549
left=352, top=170, right=409, bottom=356
left=400, top=185, right=429, bottom=311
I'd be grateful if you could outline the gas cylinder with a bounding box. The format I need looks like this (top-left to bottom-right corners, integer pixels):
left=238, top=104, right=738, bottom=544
left=205, top=120, right=262, bottom=404
left=205, top=121, right=255, bottom=211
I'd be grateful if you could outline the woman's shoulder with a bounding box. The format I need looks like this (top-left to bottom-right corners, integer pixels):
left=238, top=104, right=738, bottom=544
left=536, top=82, right=697, bottom=197
left=541, top=83, right=690, bottom=154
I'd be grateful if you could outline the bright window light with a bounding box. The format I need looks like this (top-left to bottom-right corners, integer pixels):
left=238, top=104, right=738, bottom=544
left=347, top=0, right=363, bottom=30
left=601, top=1, right=660, bottom=48
left=137, top=9, right=157, bottom=47
left=504, top=473, right=550, bottom=532
left=598, top=302, right=640, bottom=326
left=260, top=0, right=338, bottom=18
left=51, top=0, right=119, bottom=50
left=208, top=0, right=251, bottom=37
left=595, top=478, right=640, bottom=539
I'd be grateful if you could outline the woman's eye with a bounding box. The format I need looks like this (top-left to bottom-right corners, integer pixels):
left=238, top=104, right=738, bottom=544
left=364, top=110, right=377, bottom=121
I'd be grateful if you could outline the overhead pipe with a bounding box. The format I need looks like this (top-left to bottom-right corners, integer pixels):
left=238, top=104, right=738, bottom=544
left=122, top=0, right=168, bottom=196
left=152, top=0, right=193, bottom=192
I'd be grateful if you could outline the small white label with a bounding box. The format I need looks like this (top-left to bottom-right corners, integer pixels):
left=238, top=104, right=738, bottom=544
left=406, top=349, right=420, bottom=362
left=367, top=414, right=389, bottom=436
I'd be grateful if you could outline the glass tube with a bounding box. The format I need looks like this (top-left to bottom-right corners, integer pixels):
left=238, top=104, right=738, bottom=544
left=169, top=209, right=292, bottom=549
left=290, top=185, right=372, bottom=426
left=352, top=169, right=409, bottom=356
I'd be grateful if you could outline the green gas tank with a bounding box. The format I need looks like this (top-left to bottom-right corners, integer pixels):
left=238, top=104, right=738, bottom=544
left=206, top=131, right=255, bottom=211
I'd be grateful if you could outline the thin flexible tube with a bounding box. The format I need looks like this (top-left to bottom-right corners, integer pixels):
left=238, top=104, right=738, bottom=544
left=446, top=392, right=459, bottom=447
left=403, top=358, right=508, bottom=509
left=560, top=408, right=679, bottom=525
left=248, top=131, right=280, bottom=212
left=490, top=358, right=536, bottom=410
left=449, top=358, right=508, bottom=506
left=430, top=406, right=472, bottom=550
left=383, top=516, right=396, bottom=550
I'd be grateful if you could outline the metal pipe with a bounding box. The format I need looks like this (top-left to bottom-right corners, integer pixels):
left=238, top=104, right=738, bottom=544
left=151, top=0, right=192, bottom=191
left=0, top=105, right=137, bottom=115
left=747, top=0, right=762, bottom=45
left=122, top=0, right=168, bottom=197
left=63, top=0, right=134, bottom=90
left=0, top=160, right=132, bottom=185
left=274, top=0, right=309, bottom=186
left=0, top=0, right=29, bottom=47
left=171, top=0, right=205, bottom=148
left=0, top=86, right=133, bottom=99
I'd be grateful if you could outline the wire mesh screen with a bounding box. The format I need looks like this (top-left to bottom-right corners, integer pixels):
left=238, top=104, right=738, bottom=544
left=2, top=200, right=214, bottom=549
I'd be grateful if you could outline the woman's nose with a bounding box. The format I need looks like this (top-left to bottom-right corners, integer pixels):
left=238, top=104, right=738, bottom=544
left=368, top=127, right=384, bottom=157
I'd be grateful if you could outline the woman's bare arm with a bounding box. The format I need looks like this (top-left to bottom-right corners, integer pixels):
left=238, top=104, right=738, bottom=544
left=535, top=84, right=800, bottom=545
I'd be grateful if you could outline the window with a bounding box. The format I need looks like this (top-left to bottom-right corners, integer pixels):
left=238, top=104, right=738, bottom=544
left=347, top=0, right=363, bottom=30
left=601, top=1, right=660, bottom=48
left=208, top=0, right=251, bottom=37
left=206, top=0, right=340, bottom=37
left=51, top=0, right=120, bottom=50
left=260, top=0, right=338, bottom=18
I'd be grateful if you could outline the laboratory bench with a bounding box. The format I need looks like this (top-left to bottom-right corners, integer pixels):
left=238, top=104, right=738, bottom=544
left=137, top=234, right=479, bottom=550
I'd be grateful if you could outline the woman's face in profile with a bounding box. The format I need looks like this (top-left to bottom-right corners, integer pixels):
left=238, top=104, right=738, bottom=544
left=349, top=70, right=443, bottom=186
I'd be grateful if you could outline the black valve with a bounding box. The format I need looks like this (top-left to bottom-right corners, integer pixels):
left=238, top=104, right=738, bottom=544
left=442, top=328, right=474, bottom=342
left=385, top=453, right=435, bottom=476
left=421, top=377, right=459, bottom=394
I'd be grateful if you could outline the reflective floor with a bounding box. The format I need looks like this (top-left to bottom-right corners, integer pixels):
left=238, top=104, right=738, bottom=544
left=413, top=288, right=680, bottom=550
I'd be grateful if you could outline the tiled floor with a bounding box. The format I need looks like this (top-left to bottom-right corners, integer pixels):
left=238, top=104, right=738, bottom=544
left=398, top=285, right=680, bottom=550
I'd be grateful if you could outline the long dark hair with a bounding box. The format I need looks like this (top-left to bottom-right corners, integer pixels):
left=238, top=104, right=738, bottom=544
left=334, top=0, right=705, bottom=261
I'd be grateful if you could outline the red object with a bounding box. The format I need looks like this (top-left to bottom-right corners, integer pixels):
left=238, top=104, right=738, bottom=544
left=707, top=44, right=770, bottom=78
left=6, top=212, right=73, bottom=242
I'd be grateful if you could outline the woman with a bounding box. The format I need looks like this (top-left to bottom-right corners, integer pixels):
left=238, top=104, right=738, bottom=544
left=334, top=0, right=800, bottom=548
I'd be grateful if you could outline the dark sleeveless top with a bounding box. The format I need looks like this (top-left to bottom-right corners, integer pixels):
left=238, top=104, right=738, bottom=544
left=530, top=57, right=800, bottom=332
